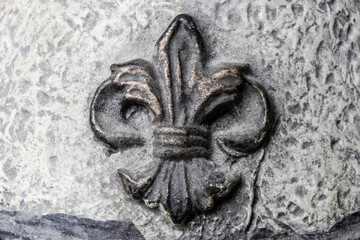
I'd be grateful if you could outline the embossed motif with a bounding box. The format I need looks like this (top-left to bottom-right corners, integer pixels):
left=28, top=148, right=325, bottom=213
left=90, top=14, right=272, bottom=224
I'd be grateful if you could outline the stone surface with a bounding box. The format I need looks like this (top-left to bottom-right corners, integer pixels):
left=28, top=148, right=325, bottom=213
left=0, top=0, right=359, bottom=239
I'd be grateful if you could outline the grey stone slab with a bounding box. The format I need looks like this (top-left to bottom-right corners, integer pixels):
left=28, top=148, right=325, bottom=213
left=0, top=0, right=359, bottom=239
left=0, top=210, right=144, bottom=240
left=0, top=210, right=359, bottom=239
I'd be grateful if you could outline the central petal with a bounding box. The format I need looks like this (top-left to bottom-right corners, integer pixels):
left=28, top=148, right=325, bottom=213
left=153, top=126, right=210, bottom=160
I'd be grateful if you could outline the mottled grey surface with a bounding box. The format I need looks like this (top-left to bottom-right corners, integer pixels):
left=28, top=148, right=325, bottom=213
left=0, top=0, right=359, bottom=239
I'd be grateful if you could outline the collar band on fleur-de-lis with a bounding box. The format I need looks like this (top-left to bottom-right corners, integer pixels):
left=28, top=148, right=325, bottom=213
left=90, top=14, right=272, bottom=224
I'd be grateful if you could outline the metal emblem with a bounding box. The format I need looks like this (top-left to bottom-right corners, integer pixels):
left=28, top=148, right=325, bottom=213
left=90, top=14, right=272, bottom=224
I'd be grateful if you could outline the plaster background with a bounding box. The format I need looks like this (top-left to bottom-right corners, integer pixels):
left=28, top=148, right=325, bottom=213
left=0, top=0, right=359, bottom=239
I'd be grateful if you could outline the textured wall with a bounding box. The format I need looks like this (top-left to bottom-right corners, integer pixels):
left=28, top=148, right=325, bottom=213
left=0, top=0, right=359, bottom=239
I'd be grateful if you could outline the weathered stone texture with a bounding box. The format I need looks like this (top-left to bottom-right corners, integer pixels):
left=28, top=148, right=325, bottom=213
left=0, top=0, right=359, bottom=239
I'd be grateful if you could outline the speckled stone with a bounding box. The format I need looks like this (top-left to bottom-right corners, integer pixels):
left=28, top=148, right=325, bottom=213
left=0, top=0, right=359, bottom=239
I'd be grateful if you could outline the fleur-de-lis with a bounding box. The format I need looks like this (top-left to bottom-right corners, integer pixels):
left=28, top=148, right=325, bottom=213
left=90, top=14, right=271, bottom=224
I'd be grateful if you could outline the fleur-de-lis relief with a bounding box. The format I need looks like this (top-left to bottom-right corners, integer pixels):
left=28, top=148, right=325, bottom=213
left=90, top=14, right=272, bottom=224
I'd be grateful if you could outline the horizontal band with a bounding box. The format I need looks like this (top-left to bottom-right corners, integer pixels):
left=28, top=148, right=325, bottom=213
left=154, top=126, right=210, bottom=138
left=153, top=126, right=210, bottom=159
left=153, top=146, right=209, bottom=159
left=154, top=135, right=209, bottom=148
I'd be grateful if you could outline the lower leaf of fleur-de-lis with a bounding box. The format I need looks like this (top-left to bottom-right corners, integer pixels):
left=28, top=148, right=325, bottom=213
left=90, top=14, right=272, bottom=224
left=118, top=157, right=237, bottom=224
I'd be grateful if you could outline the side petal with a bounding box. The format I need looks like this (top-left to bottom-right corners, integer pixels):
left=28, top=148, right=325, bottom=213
left=90, top=61, right=162, bottom=149
left=192, top=66, right=247, bottom=124
left=110, top=62, right=162, bottom=121
left=215, top=78, right=272, bottom=157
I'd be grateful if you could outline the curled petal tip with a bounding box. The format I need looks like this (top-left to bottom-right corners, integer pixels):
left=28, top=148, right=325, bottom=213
left=117, top=169, right=154, bottom=200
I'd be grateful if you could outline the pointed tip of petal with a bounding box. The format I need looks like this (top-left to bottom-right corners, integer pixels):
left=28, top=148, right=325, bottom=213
left=173, top=13, right=194, bottom=24
left=156, top=13, right=203, bottom=48
left=172, top=13, right=198, bottom=33
left=117, top=169, right=153, bottom=200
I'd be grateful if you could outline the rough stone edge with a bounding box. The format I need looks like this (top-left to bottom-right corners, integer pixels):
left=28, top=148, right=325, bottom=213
left=0, top=210, right=145, bottom=240
left=1, top=210, right=359, bottom=239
